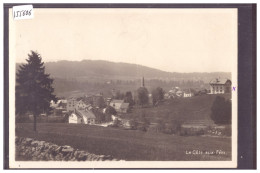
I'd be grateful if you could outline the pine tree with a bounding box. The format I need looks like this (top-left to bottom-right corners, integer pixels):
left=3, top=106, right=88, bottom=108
left=16, top=51, right=57, bottom=131
left=137, top=87, right=149, bottom=106
left=151, top=87, right=164, bottom=105
left=124, top=91, right=134, bottom=107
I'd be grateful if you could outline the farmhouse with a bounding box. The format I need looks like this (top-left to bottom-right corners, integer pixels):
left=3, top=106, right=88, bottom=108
left=68, top=112, right=83, bottom=124
left=183, top=89, right=194, bottom=98
left=69, top=109, right=96, bottom=124
left=110, top=100, right=123, bottom=110
left=110, top=100, right=129, bottom=113
left=76, top=100, right=90, bottom=110
left=209, top=78, right=231, bottom=94
left=50, top=99, right=67, bottom=109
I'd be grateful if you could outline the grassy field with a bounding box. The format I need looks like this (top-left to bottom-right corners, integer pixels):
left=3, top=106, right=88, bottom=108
left=16, top=123, right=231, bottom=161
left=121, top=94, right=231, bottom=124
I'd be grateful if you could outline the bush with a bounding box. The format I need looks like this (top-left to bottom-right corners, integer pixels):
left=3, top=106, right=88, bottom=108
left=111, top=118, right=120, bottom=128
left=152, top=87, right=164, bottom=105
left=155, top=119, right=183, bottom=135
left=180, top=127, right=206, bottom=136
left=128, top=119, right=138, bottom=130
left=222, top=126, right=232, bottom=136
left=137, top=123, right=148, bottom=132
left=169, top=120, right=183, bottom=134
left=155, top=119, right=166, bottom=133
left=211, top=96, right=231, bottom=125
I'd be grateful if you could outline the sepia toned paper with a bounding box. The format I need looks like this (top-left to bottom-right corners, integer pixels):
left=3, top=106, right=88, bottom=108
left=8, top=8, right=238, bottom=168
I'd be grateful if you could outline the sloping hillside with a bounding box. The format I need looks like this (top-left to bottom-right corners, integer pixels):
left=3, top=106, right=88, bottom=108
left=123, top=94, right=232, bottom=125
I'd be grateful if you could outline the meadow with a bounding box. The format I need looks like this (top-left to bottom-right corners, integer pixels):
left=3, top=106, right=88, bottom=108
left=16, top=123, right=231, bottom=161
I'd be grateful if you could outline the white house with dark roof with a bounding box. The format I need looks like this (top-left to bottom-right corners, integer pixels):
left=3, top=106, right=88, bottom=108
left=69, top=109, right=96, bottom=124
left=68, top=112, right=83, bottom=124
left=110, top=100, right=124, bottom=110
left=209, top=78, right=232, bottom=94
left=183, top=89, right=194, bottom=98
left=110, top=100, right=129, bottom=113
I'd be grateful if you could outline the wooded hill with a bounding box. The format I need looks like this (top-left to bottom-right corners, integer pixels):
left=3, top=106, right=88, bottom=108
left=16, top=60, right=231, bottom=97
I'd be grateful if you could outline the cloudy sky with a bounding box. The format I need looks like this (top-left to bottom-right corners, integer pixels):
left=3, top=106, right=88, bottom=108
left=10, top=8, right=237, bottom=73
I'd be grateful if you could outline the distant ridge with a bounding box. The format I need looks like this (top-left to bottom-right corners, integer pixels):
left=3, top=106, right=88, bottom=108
left=16, top=59, right=231, bottom=82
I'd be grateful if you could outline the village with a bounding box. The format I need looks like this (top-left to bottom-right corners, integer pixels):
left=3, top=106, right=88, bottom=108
left=46, top=77, right=232, bottom=133
left=15, top=74, right=233, bottom=161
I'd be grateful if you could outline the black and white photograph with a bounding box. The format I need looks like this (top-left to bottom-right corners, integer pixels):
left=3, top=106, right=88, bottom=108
left=7, top=5, right=241, bottom=168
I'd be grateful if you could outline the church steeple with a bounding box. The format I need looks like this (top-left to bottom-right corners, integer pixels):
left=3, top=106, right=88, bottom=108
left=141, top=76, right=145, bottom=87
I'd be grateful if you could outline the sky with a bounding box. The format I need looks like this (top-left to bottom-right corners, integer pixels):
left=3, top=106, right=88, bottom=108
left=10, top=8, right=237, bottom=73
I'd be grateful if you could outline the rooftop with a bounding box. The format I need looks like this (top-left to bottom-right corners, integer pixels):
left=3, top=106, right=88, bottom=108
left=209, top=78, right=231, bottom=85
left=110, top=100, right=124, bottom=104
left=76, top=109, right=96, bottom=119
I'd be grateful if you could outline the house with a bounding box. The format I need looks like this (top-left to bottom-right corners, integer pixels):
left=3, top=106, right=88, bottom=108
left=176, top=91, right=183, bottom=97
left=68, top=112, right=83, bottom=124
left=120, top=103, right=130, bottom=113
left=67, top=97, right=78, bottom=112
left=50, top=100, right=58, bottom=108
left=76, top=100, right=89, bottom=110
left=110, top=100, right=129, bottom=113
left=183, top=89, right=194, bottom=98
left=77, top=109, right=96, bottom=124
left=58, top=100, right=67, bottom=109
left=50, top=99, right=67, bottom=116
left=110, top=100, right=124, bottom=110
left=68, top=109, right=96, bottom=124
left=105, top=97, right=112, bottom=106
left=50, top=99, right=67, bottom=109
left=165, top=87, right=182, bottom=99
left=209, top=78, right=232, bottom=94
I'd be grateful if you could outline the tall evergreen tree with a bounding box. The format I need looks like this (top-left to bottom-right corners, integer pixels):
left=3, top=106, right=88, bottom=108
left=151, top=87, right=164, bottom=105
left=16, top=51, right=57, bottom=131
left=124, top=91, right=134, bottom=107
left=137, top=87, right=149, bottom=106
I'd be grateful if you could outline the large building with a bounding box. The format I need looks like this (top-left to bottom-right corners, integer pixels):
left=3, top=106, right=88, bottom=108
left=67, top=97, right=78, bottom=112
left=209, top=78, right=232, bottom=94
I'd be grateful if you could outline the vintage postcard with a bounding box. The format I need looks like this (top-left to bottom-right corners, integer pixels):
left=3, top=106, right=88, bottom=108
left=8, top=6, right=238, bottom=168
